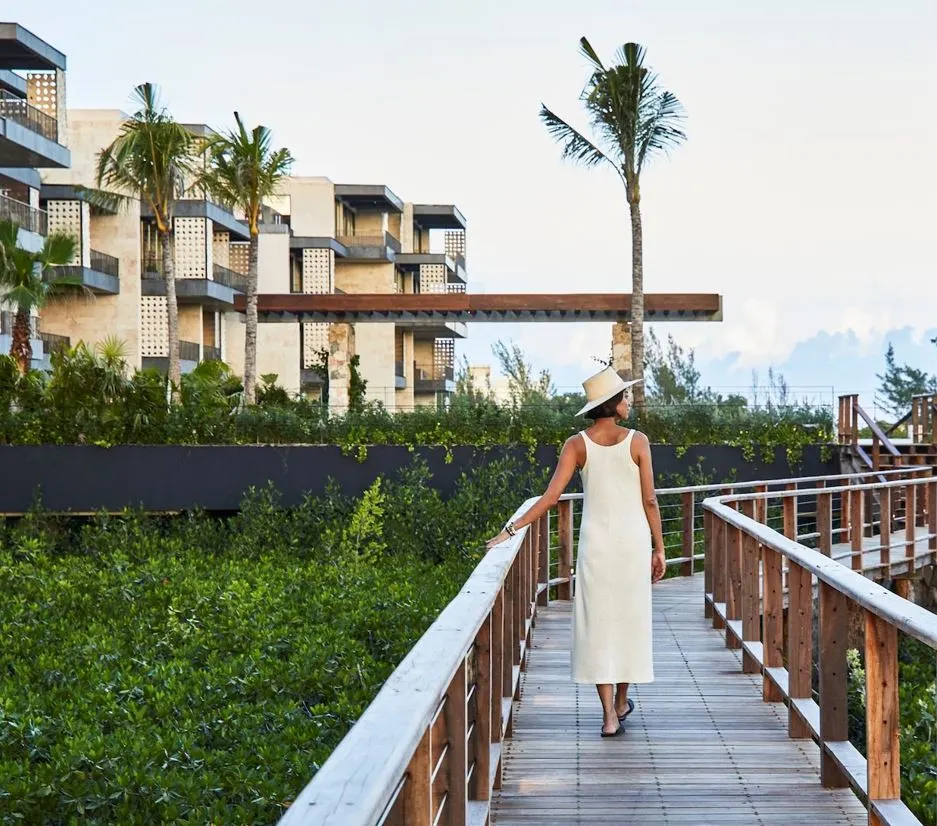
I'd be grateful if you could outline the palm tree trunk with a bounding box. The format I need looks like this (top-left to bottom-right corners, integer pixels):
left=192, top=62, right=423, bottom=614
left=160, top=230, right=181, bottom=400
left=629, top=196, right=647, bottom=412
left=243, top=231, right=259, bottom=405
left=10, top=307, right=32, bottom=375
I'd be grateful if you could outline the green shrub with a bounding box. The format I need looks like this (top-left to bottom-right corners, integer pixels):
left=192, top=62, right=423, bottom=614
left=0, top=458, right=548, bottom=824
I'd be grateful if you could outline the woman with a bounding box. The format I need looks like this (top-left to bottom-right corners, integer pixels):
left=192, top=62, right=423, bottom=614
left=486, top=366, right=666, bottom=737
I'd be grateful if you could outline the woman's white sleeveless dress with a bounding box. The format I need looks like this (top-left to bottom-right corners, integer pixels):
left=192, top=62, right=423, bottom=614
left=571, top=429, right=655, bottom=684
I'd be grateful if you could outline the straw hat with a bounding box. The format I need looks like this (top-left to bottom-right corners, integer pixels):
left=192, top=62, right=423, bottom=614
left=575, top=367, right=643, bottom=416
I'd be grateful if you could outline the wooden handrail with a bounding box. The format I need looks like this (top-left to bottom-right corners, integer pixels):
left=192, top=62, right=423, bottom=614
left=704, top=472, right=937, bottom=826
left=284, top=465, right=935, bottom=826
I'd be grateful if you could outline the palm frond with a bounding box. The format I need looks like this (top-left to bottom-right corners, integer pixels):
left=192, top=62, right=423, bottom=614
left=578, top=37, right=606, bottom=73
left=539, top=105, right=617, bottom=170
left=39, top=233, right=79, bottom=268
left=72, top=185, right=131, bottom=214
left=635, top=90, right=686, bottom=172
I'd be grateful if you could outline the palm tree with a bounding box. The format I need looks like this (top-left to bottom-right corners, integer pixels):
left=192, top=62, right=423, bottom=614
left=94, top=83, right=197, bottom=397
left=199, top=113, right=293, bottom=405
left=541, top=39, right=686, bottom=411
left=0, top=220, right=78, bottom=374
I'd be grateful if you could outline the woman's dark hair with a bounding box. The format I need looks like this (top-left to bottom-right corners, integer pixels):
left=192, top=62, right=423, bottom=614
left=585, top=390, right=625, bottom=421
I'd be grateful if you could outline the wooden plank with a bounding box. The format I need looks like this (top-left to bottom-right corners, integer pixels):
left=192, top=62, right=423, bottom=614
left=762, top=545, right=784, bottom=702
left=556, top=500, right=573, bottom=601
left=492, top=578, right=867, bottom=826
left=681, top=491, right=694, bottom=576
left=850, top=485, right=863, bottom=569
left=471, top=615, right=491, bottom=803
left=787, top=562, right=812, bottom=739
left=445, top=661, right=468, bottom=826
left=880, top=490, right=892, bottom=567
left=865, top=610, right=900, bottom=821
left=753, top=483, right=767, bottom=525
left=818, top=491, right=832, bottom=556
left=725, top=512, right=742, bottom=650
left=928, top=479, right=937, bottom=552
left=783, top=484, right=797, bottom=541
left=819, top=583, right=849, bottom=788
left=905, top=483, right=916, bottom=573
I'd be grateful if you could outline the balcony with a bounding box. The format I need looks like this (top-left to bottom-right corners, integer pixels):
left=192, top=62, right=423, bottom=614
left=140, top=197, right=249, bottom=240
left=0, top=22, right=70, bottom=169
left=38, top=330, right=70, bottom=355
left=414, top=361, right=455, bottom=394
left=141, top=254, right=244, bottom=309
left=52, top=248, right=120, bottom=295
left=203, top=344, right=222, bottom=362
left=335, top=231, right=401, bottom=262
left=141, top=339, right=202, bottom=374
left=395, top=359, right=406, bottom=390
left=0, top=192, right=46, bottom=248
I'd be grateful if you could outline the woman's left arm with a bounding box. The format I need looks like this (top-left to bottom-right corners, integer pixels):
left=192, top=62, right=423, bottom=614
left=485, top=437, right=580, bottom=551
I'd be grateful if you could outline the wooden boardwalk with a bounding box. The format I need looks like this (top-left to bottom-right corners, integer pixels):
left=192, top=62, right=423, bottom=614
left=492, top=576, right=868, bottom=825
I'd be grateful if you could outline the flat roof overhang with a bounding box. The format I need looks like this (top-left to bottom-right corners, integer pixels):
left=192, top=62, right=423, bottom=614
left=141, top=198, right=250, bottom=240
left=1, top=166, right=40, bottom=189
left=143, top=277, right=238, bottom=310
left=0, top=23, right=67, bottom=71
left=41, top=183, right=120, bottom=214
left=289, top=236, right=348, bottom=256
left=52, top=265, right=119, bottom=295
left=236, top=293, right=723, bottom=324
left=0, top=69, right=26, bottom=96
left=334, top=184, right=403, bottom=214
left=0, top=118, right=69, bottom=167
left=412, top=204, right=466, bottom=231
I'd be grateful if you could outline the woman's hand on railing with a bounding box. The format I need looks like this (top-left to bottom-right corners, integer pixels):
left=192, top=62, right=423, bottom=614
left=651, top=549, right=666, bottom=583
left=485, top=529, right=511, bottom=552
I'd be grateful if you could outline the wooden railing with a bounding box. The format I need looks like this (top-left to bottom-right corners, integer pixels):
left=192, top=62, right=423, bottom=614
left=838, top=394, right=901, bottom=471
left=283, top=466, right=926, bottom=826
left=703, top=474, right=937, bottom=826
left=910, top=393, right=937, bottom=444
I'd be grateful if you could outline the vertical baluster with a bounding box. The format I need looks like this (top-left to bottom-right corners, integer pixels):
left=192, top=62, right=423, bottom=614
left=928, top=478, right=937, bottom=553
left=905, top=482, right=917, bottom=572
left=471, top=615, right=491, bottom=803
left=445, top=660, right=468, bottom=826
left=787, top=561, right=812, bottom=739
left=712, top=513, right=726, bottom=630
left=703, top=508, right=714, bottom=618
left=681, top=491, right=694, bottom=576
left=512, top=557, right=523, bottom=675
left=491, top=590, right=504, bottom=764
left=762, top=545, right=784, bottom=702
left=537, top=513, right=550, bottom=607
left=557, top=499, right=573, bottom=601
left=725, top=508, right=742, bottom=651
left=404, top=729, right=432, bottom=826
left=880, top=486, right=891, bottom=572
left=783, top=483, right=797, bottom=541
left=739, top=499, right=760, bottom=674
left=850, top=481, right=863, bottom=570
left=818, top=583, right=849, bottom=788
left=865, top=612, right=900, bottom=826
left=818, top=490, right=832, bottom=556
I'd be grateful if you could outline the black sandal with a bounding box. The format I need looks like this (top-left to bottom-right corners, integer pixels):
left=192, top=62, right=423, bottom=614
left=601, top=723, right=625, bottom=738
left=617, top=698, right=635, bottom=722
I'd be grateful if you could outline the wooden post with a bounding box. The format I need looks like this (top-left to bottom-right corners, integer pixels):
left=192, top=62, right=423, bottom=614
left=872, top=434, right=881, bottom=471
left=783, top=483, right=797, bottom=542
left=753, top=483, right=767, bottom=526
left=703, top=508, right=714, bottom=619
left=681, top=491, right=694, bottom=577
left=471, top=615, right=491, bottom=803
left=929, top=479, right=937, bottom=552
left=725, top=516, right=742, bottom=650
left=512, top=559, right=523, bottom=673
left=445, top=660, right=468, bottom=826
left=850, top=483, right=863, bottom=570
left=762, top=545, right=784, bottom=702
left=712, top=514, right=726, bottom=630
left=865, top=611, right=900, bottom=825
left=556, top=499, right=573, bottom=601
left=787, top=562, right=812, bottom=739
left=880, top=489, right=891, bottom=570
left=905, top=482, right=917, bottom=572
left=503, top=561, right=516, bottom=688
left=537, top=513, right=550, bottom=607
left=842, top=485, right=852, bottom=547
left=491, top=591, right=504, bottom=745
left=818, top=583, right=849, bottom=788
left=404, top=729, right=432, bottom=826
left=818, top=491, right=832, bottom=556
left=739, top=499, right=759, bottom=673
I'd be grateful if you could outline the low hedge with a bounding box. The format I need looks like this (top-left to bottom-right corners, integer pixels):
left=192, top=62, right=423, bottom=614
left=0, top=458, right=548, bottom=824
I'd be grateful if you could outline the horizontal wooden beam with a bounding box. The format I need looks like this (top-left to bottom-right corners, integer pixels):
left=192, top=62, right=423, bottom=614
left=234, top=292, right=723, bottom=323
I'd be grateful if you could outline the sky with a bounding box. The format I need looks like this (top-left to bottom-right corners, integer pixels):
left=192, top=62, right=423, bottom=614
left=11, top=0, right=937, bottom=409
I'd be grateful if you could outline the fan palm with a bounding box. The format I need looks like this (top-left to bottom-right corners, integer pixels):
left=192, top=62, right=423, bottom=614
left=199, top=112, right=293, bottom=405
left=0, top=220, right=79, bottom=373
left=540, top=39, right=686, bottom=411
left=94, top=83, right=197, bottom=398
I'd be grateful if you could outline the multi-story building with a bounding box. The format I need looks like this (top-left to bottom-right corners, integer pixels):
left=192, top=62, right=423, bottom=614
left=39, top=109, right=467, bottom=410
left=0, top=22, right=70, bottom=365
